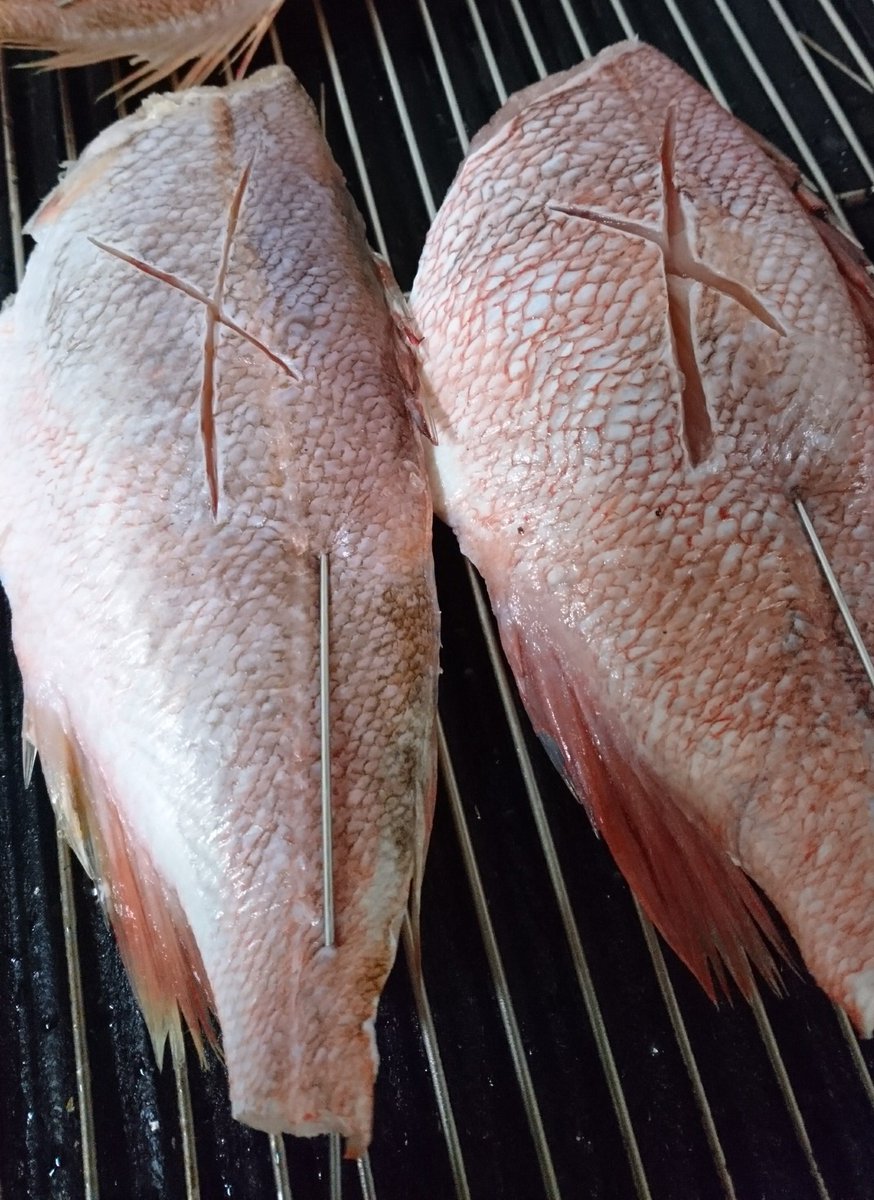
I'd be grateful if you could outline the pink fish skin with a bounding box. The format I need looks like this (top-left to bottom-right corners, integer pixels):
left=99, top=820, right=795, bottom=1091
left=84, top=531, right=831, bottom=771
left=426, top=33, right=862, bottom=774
left=0, top=66, right=439, bottom=1153
left=412, top=41, right=874, bottom=1028
left=0, top=0, right=282, bottom=92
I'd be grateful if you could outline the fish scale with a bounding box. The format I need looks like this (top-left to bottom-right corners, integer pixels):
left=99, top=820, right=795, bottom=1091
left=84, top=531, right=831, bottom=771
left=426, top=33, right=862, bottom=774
left=0, top=64, right=439, bottom=1156
left=412, top=39, right=874, bottom=1031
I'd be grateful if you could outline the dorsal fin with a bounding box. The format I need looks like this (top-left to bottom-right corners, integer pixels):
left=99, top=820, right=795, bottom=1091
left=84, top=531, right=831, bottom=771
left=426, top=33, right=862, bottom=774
left=0, top=1, right=283, bottom=99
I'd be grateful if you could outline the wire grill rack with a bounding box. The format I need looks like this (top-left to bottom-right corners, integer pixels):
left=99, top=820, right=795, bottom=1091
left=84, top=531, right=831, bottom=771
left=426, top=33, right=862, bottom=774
left=1, top=1, right=874, bottom=1197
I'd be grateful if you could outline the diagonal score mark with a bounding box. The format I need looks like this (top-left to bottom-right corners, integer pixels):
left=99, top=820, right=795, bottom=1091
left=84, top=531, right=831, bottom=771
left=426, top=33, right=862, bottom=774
left=549, top=109, right=786, bottom=466
left=89, top=163, right=299, bottom=515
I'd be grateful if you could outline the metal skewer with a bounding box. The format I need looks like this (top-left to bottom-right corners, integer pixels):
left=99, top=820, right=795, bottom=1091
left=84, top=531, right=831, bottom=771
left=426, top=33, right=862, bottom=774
left=795, top=499, right=874, bottom=694
left=318, top=550, right=344, bottom=1199
left=320, top=551, right=335, bottom=951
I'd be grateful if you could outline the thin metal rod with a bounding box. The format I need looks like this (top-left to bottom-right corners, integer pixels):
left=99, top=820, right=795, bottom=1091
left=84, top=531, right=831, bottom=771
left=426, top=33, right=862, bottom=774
left=0, top=50, right=24, bottom=287
left=606, top=0, right=636, bottom=38
left=661, top=0, right=730, bottom=103
left=57, top=831, right=99, bottom=1200
left=269, top=1134, right=294, bottom=1200
left=707, top=0, right=849, bottom=227
left=464, top=566, right=652, bottom=1200
left=832, top=1006, right=874, bottom=1112
left=416, top=0, right=469, bottom=151
left=329, top=1132, right=342, bottom=1200
left=171, top=1035, right=202, bottom=1200
left=748, top=985, right=831, bottom=1200
left=401, top=914, right=472, bottom=1200
left=463, top=0, right=507, bottom=103
left=636, top=906, right=737, bottom=1200
left=508, top=0, right=547, bottom=78
left=439, top=720, right=562, bottom=1199
left=763, top=0, right=874, bottom=181
left=45, top=65, right=102, bottom=1200
left=363, top=0, right=436, bottom=216
left=814, top=0, right=874, bottom=89
left=357, top=1151, right=376, bottom=1200
left=319, top=551, right=335, bottom=949
left=312, top=0, right=390, bottom=260
left=555, top=0, right=591, bottom=57
left=268, top=22, right=286, bottom=64
left=795, top=499, right=874, bottom=693
left=799, top=33, right=873, bottom=92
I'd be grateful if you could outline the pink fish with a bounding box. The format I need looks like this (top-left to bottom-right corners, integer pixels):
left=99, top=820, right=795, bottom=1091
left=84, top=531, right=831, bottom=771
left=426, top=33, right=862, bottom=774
left=0, top=65, right=439, bottom=1153
left=0, top=0, right=283, bottom=92
left=412, top=41, right=874, bottom=1027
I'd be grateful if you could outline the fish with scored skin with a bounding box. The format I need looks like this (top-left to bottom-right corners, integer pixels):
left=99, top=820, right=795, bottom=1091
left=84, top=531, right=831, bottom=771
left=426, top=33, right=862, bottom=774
left=412, top=41, right=874, bottom=1028
left=0, top=0, right=283, bottom=92
left=0, top=65, right=439, bottom=1153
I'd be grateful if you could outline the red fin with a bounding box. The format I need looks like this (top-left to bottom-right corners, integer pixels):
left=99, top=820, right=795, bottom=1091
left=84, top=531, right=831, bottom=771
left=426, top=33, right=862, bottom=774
left=497, top=600, right=788, bottom=1001
left=30, top=702, right=217, bottom=1061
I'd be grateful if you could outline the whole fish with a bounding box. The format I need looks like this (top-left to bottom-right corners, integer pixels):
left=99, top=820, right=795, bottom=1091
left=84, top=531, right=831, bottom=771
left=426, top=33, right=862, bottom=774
left=411, top=41, right=874, bottom=1028
left=0, top=65, right=439, bottom=1153
left=0, top=0, right=282, bottom=92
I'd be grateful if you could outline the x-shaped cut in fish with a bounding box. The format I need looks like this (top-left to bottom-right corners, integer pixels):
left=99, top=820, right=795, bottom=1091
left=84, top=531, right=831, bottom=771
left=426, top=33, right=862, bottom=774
left=91, top=162, right=299, bottom=515
left=550, top=108, right=786, bottom=465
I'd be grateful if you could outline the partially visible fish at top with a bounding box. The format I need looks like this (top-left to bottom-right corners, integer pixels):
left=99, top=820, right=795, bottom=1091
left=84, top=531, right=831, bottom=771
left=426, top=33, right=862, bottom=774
left=0, top=65, right=439, bottom=1153
left=0, top=0, right=283, bottom=93
left=412, top=41, right=874, bottom=1029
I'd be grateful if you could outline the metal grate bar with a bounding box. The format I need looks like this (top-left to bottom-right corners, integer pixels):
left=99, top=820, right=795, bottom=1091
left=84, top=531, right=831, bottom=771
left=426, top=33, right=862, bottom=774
left=401, top=916, right=472, bottom=1200
left=171, top=1038, right=201, bottom=1200
left=416, top=0, right=469, bottom=150
left=438, top=720, right=562, bottom=1199
left=814, top=0, right=874, bottom=88
left=800, top=33, right=873, bottom=91
left=606, top=0, right=636, bottom=39
left=357, top=1150, right=377, bottom=1200
left=507, top=0, right=548, bottom=78
left=748, top=985, right=832, bottom=1200
left=555, top=0, right=592, bottom=57
left=312, top=0, right=390, bottom=260
left=463, top=0, right=507, bottom=103
left=833, top=1007, right=874, bottom=1112
left=662, top=0, right=730, bottom=101
left=269, top=1134, right=294, bottom=1200
left=363, top=0, right=436, bottom=216
left=40, top=70, right=101, bottom=1200
left=636, top=905, right=737, bottom=1200
left=764, top=0, right=874, bottom=180
left=56, top=833, right=100, bottom=1200
left=0, top=50, right=23, bottom=286
left=463, top=566, right=653, bottom=1200
left=305, top=9, right=474, bottom=1188
left=708, top=0, right=849, bottom=224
